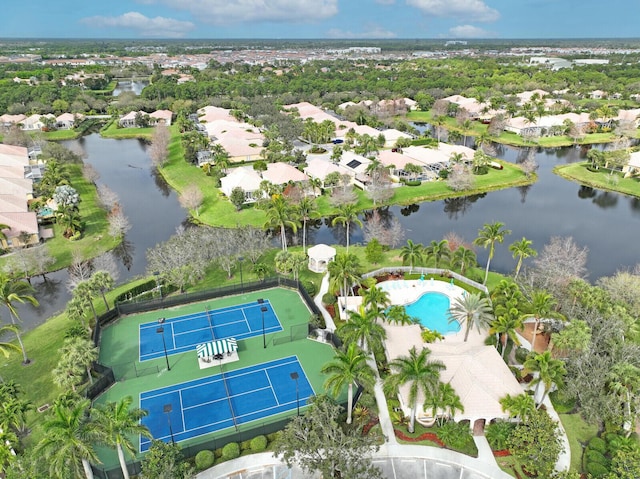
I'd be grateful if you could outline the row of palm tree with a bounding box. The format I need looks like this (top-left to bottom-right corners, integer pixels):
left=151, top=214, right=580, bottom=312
left=0, top=273, right=39, bottom=364
left=35, top=396, right=150, bottom=479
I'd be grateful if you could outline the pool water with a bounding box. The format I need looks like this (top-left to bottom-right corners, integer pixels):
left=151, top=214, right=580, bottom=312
left=405, top=292, right=460, bottom=335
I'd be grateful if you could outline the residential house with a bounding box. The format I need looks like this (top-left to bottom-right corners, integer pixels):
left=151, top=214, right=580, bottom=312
left=56, top=112, right=83, bottom=129
left=149, top=110, right=173, bottom=126
left=261, top=163, right=309, bottom=187
left=219, top=166, right=264, bottom=204
left=303, top=157, right=352, bottom=189
left=0, top=114, right=26, bottom=128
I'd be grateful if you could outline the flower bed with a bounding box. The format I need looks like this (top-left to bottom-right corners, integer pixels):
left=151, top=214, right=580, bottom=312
left=493, top=449, right=511, bottom=457
left=394, top=429, right=445, bottom=447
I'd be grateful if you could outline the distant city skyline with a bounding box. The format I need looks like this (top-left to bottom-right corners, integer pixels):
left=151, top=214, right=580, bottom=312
left=3, top=1, right=640, bottom=40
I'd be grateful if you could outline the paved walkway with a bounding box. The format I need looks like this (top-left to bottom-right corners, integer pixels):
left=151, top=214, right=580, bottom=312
left=313, top=273, right=336, bottom=332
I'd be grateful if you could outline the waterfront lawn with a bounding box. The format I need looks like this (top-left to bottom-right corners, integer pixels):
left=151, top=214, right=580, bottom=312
left=158, top=128, right=534, bottom=228
left=101, top=120, right=154, bottom=140
left=554, top=162, right=640, bottom=198
left=0, top=164, right=119, bottom=272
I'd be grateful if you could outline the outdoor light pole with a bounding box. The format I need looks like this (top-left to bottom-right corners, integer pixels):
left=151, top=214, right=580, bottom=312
left=261, top=306, right=268, bottom=349
left=290, top=372, right=300, bottom=416
left=157, top=318, right=170, bottom=371
left=163, top=404, right=175, bottom=444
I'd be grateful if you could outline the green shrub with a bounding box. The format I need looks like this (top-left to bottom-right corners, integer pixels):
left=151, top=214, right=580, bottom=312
left=585, top=461, right=609, bottom=477
left=404, top=179, right=422, bottom=186
left=515, top=347, right=529, bottom=364
left=437, top=420, right=473, bottom=451
left=221, top=442, right=240, bottom=460
left=301, top=279, right=317, bottom=297
left=322, top=292, right=337, bottom=305
left=585, top=449, right=608, bottom=465
left=250, top=435, right=268, bottom=452
left=588, top=436, right=607, bottom=454
left=194, top=450, right=215, bottom=470
left=485, top=420, right=516, bottom=450
left=240, top=439, right=252, bottom=451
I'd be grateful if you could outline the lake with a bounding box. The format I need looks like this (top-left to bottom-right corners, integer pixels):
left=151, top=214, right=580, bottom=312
left=15, top=136, right=640, bottom=329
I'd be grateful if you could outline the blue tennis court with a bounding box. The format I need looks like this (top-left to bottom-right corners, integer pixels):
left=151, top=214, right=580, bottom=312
left=139, top=356, right=314, bottom=451
left=139, top=300, right=282, bottom=361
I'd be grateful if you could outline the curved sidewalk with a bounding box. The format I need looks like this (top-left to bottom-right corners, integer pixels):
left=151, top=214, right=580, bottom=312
left=196, top=443, right=515, bottom=479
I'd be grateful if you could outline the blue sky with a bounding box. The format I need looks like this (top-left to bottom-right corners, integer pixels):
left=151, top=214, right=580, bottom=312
left=3, top=1, right=640, bottom=40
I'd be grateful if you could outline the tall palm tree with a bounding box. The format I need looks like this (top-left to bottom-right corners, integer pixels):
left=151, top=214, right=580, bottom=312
left=296, top=196, right=318, bottom=255
left=327, top=252, right=361, bottom=299
left=92, top=396, right=152, bottom=479
left=451, top=246, right=476, bottom=276
left=473, top=222, right=511, bottom=285
left=523, top=351, right=566, bottom=409
left=521, top=289, right=563, bottom=352
left=331, top=203, right=362, bottom=252
left=509, top=237, right=537, bottom=279
left=90, top=271, right=115, bottom=310
left=489, top=313, right=522, bottom=359
left=384, top=346, right=445, bottom=433
left=339, top=305, right=386, bottom=354
left=425, top=239, right=450, bottom=269
left=361, top=285, right=390, bottom=318
left=0, top=273, right=39, bottom=364
left=0, top=324, right=20, bottom=359
left=400, top=239, right=424, bottom=273
left=448, top=292, right=494, bottom=342
left=321, top=343, right=376, bottom=424
left=607, top=362, right=640, bottom=436
left=35, top=399, right=102, bottom=479
left=437, top=382, right=464, bottom=424
left=264, top=195, right=299, bottom=251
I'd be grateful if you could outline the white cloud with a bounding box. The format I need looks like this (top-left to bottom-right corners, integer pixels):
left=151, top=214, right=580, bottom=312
left=407, top=0, right=500, bottom=22
left=81, top=12, right=195, bottom=38
left=448, top=24, right=495, bottom=38
left=149, top=0, right=338, bottom=25
left=327, top=25, right=397, bottom=39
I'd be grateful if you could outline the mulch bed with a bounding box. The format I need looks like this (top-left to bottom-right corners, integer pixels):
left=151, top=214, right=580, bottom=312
left=493, top=449, right=511, bottom=457
left=394, top=429, right=445, bottom=447
left=362, top=417, right=380, bottom=436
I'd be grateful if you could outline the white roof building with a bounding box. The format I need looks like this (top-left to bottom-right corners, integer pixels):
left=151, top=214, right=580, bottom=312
left=261, top=162, right=309, bottom=186
left=219, top=167, right=263, bottom=203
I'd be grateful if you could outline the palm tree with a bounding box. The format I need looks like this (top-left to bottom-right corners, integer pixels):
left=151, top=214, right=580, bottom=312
left=92, top=396, right=152, bottom=479
left=0, top=223, right=10, bottom=244
left=331, top=203, right=362, bottom=252
left=384, top=346, right=445, bottom=433
left=321, top=343, right=376, bottom=424
left=500, top=393, right=535, bottom=422
left=437, top=382, right=464, bottom=424
left=425, top=239, right=450, bottom=269
left=339, top=305, right=386, bottom=354
left=473, top=222, right=511, bottom=285
left=0, top=324, right=20, bottom=358
left=90, top=271, right=114, bottom=310
left=296, top=196, right=318, bottom=255
left=61, top=337, right=99, bottom=385
left=327, top=252, right=361, bottom=299
left=385, top=305, right=416, bottom=326
left=509, top=237, right=537, bottom=279
left=523, top=351, right=566, bottom=408
left=35, top=399, right=102, bottom=479
left=521, top=289, right=563, bottom=352
left=607, top=362, right=640, bottom=435
left=489, top=313, right=522, bottom=359
left=0, top=273, right=39, bottom=364
left=400, top=239, right=424, bottom=273
left=448, top=292, right=494, bottom=342
left=451, top=246, right=476, bottom=275
left=264, top=195, right=299, bottom=251
left=361, top=285, right=390, bottom=318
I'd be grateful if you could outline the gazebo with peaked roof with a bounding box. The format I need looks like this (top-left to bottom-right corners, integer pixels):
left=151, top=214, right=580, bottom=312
left=307, top=244, right=336, bottom=273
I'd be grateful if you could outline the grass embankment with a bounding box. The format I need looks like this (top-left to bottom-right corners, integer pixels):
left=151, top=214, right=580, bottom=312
left=405, top=111, right=626, bottom=148
left=0, top=163, right=119, bottom=272
left=100, top=121, right=155, bottom=140
left=554, top=162, right=640, bottom=198
left=559, top=413, right=599, bottom=472
left=157, top=129, right=534, bottom=228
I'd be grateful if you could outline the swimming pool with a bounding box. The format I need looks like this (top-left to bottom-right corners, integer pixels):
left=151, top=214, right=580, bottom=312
left=405, top=292, right=460, bottom=335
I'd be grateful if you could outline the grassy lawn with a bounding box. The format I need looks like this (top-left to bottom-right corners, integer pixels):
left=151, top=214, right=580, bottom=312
left=558, top=413, right=599, bottom=473
left=100, top=121, right=154, bottom=140
left=554, top=161, right=640, bottom=198
left=0, top=163, right=120, bottom=272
